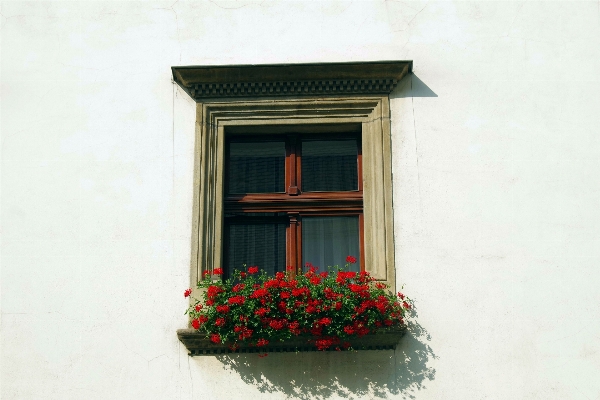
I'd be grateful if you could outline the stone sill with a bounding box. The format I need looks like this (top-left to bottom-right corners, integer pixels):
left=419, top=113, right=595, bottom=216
left=178, top=326, right=407, bottom=356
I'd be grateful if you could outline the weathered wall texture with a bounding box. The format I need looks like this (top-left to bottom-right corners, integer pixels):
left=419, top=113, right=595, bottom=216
left=2, top=1, right=599, bottom=399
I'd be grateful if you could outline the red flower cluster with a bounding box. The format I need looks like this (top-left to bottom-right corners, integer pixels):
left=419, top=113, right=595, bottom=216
left=228, top=295, right=245, bottom=305
left=232, top=283, right=245, bottom=292
left=269, top=319, right=287, bottom=330
left=191, top=315, right=208, bottom=329
left=216, top=304, right=230, bottom=313
left=336, top=271, right=357, bottom=283
left=184, top=288, right=192, bottom=298
left=185, top=259, right=411, bottom=353
left=234, top=325, right=253, bottom=340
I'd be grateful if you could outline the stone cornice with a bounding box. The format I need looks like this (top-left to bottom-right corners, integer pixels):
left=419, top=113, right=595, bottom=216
left=172, top=61, right=412, bottom=100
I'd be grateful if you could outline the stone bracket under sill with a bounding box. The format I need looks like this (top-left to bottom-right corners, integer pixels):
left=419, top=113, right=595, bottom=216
left=178, top=326, right=407, bottom=356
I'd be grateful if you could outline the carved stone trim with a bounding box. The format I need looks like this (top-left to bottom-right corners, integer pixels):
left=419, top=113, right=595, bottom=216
left=172, top=61, right=412, bottom=100
left=188, top=97, right=397, bottom=297
left=188, top=79, right=398, bottom=99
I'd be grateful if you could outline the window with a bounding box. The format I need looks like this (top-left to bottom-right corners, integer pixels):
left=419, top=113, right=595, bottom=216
left=223, top=133, right=364, bottom=278
left=172, top=61, right=413, bottom=292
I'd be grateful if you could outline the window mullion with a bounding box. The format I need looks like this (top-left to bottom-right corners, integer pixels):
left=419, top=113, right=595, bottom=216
left=287, top=213, right=300, bottom=274
left=287, top=135, right=299, bottom=195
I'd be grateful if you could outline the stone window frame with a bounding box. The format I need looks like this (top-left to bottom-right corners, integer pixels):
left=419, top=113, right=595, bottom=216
left=173, top=61, right=412, bottom=294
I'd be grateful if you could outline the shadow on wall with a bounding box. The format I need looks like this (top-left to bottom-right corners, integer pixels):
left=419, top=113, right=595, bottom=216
left=213, top=312, right=436, bottom=399
left=390, top=74, right=438, bottom=99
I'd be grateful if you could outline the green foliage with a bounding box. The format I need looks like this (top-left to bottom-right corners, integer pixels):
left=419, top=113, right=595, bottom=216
left=184, top=261, right=412, bottom=351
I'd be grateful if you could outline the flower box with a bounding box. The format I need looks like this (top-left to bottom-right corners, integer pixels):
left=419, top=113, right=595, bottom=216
left=182, top=260, right=413, bottom=355
left=177, top=325, right=407, bottom=356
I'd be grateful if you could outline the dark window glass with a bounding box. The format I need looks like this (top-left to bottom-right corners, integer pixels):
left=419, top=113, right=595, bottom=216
left=225, top=221, right=286, bottom=278
left=227, top=141, right=285, bottom=194
left=301, top=140, right=358, bottom=192
left=302, top=216, right=360, bottom=273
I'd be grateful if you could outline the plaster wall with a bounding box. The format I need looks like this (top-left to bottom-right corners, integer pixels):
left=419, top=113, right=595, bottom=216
left=1, top=1, right=599, bottom=399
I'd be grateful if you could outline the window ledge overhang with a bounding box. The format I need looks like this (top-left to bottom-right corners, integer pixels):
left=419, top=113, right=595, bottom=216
left=172, top=60, right=412, bottom=101
left=177, top=326, right=407, bottom=356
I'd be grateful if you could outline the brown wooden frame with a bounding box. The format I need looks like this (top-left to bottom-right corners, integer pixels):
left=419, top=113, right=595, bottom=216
left=224, top=133, right=364, bottom=276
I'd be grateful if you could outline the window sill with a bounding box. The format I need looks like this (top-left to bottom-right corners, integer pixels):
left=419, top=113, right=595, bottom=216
left=177, top=326, right=407, bottom=356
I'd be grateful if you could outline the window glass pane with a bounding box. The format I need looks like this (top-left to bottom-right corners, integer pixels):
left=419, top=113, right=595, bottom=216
left=301, top=140, right=358, bottom=192
left=226, top=221, right=286, bottom=278
left=228, top=141, right=285, bottom=194
left=302, top=216, right=359, bottom=273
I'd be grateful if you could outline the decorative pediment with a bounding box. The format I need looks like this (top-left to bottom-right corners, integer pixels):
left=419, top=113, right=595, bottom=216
left=172, top=61, right=412, bottom=100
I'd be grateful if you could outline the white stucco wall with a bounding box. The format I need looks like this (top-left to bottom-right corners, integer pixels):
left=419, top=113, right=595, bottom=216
left=2, top=1, right=599, bottom=399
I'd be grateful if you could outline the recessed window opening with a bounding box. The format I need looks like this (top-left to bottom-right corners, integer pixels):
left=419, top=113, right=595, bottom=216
left=223, top=129, right=364, bottom=279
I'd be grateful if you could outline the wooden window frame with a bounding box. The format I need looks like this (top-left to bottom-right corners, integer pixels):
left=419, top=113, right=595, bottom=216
left=189, top=96, right=397, bottom=294
left=223, top=133, right=365, bottom=277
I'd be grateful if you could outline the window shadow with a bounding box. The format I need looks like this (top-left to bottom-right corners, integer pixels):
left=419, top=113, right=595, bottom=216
left=390, top=74, right=438, bottom=99
left=210, top=308, right=436, bottom=399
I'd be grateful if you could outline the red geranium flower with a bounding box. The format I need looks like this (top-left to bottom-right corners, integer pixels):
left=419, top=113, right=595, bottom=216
left=233, top=283, right=245, bottom=292
left=336, top=271, right=357, bottom=283
left=269, top=319, right=287, bottom=330
left=250, top=288, right=269, bottom=298
left=207, top=285, right=223, bottom=300
left=310, top=326, right=323, bottom=336
left=263, top=279, right=279, bottom=289
left=288, top=321, right=301, bottom=335
left=216, top=304, right=230, bottom=313
left=213, top=268, right=223, bottom=275
left=254, top=307, right=269, bottom=317
left=292, top=287, right=309, bottom=297
left=186, top=255, right=412, bottom=355
left=238, top=327, right=253, bottom=340
left=184, top=288, right=192, bottom=298
left=228, top=295, right=246, bottom=305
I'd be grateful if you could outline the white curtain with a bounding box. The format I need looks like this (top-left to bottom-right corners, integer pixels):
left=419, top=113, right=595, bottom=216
left=302, top=216, right=360, bottom=273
